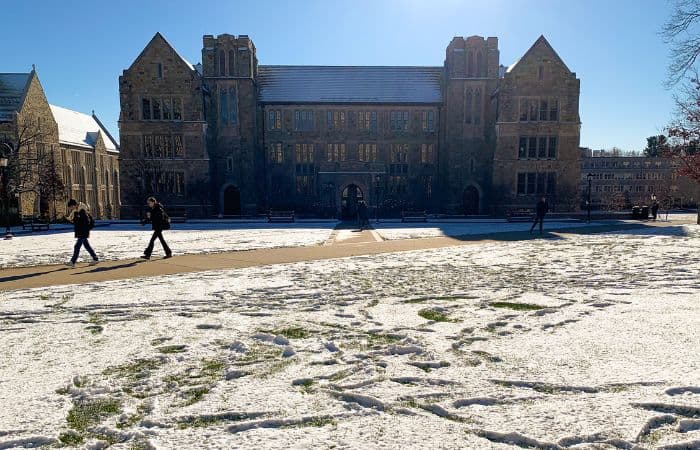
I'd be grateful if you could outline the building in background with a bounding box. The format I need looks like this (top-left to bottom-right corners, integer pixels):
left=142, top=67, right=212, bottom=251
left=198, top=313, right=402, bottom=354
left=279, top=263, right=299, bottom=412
left=581, top=149, right=697, bottom=210
left=118, top=33, right=581, bottom=218
left=0, top=69, right=120, bottom=220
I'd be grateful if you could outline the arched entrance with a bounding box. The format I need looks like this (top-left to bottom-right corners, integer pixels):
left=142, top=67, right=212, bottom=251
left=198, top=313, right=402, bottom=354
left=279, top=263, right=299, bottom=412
left=223, top=185, right=241, bottom=216
left=341, top=184, right=364, bottom=220
left=463, top=186, right=480, bottom=215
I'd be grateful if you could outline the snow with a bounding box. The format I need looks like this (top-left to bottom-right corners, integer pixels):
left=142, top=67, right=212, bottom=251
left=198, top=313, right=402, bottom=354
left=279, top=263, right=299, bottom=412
left=0, top=222, right=337, bottom=268
left=0, top=224, right=698, bottom=448
left=49, top=104, right=118, bottom=151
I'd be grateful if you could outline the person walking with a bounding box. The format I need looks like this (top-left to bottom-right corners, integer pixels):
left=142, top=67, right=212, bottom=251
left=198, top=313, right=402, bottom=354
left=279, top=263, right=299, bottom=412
left=357, top=200, right=369, bottom=231
left=530, top=196, right=549, bottom=235
left=141, top=197, right=172, bottom=260
left=651, top=200, right=659, bottom=221
left=65, top=199, right=98, bottom=267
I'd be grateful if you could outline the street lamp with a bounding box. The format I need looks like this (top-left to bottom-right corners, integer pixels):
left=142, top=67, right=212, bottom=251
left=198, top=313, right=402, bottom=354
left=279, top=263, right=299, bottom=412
left=0, top=148, right=12, bottom=240
left=586, top=173, right=593, bottom=223
left=374, top=174, right=382, bottom=223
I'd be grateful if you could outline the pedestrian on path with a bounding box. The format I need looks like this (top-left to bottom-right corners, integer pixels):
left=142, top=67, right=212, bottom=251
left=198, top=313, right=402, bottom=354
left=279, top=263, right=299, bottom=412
left=530, top=196, right=549, bottom=235
left=141, top=197, right=172, bottom=260
left=357, top=200, right=369, bottom=230
left=651, top=201, right=659, bottom=221
left=65, top=199, right=98, bottom=267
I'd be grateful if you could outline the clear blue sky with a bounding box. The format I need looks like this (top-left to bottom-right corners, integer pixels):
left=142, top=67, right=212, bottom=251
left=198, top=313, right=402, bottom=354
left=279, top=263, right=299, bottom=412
left=2, top=0, right=676, bottom=151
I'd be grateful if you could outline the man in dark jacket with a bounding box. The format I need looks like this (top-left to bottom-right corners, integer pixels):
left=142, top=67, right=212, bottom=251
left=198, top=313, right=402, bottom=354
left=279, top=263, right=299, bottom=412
left=357, top=200, right=369, bottom=230
left=141, top=197, right=172, bottom=260
left=65, top=199, right=98, bottom=267
left=530, top=196, right=549, bottom=235
left=651, top=200, right=659, bottom=221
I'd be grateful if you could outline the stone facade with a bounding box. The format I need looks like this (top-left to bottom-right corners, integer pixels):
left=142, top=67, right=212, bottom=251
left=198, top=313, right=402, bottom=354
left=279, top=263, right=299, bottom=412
left=0, top=70, right=119, bottom=220
left=118, top=33, right=582, bottom=218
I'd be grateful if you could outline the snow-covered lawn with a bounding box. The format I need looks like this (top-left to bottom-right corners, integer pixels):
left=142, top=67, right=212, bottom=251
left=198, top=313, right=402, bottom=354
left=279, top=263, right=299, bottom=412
left=0, top=222, right=337, bottom=268
left=0, top=225, right=699, bottom=449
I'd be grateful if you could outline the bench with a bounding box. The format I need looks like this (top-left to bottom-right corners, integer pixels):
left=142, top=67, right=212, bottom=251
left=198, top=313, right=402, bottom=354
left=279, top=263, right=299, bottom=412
left=268, top=210, right=295, bottom=223
left=167, top=207, right=188, bottom=223
left=401, top=210, right=428, bottom=223
left=21, top=215, right=50, bottom=232
left=506, top=209, right=534, bottom=223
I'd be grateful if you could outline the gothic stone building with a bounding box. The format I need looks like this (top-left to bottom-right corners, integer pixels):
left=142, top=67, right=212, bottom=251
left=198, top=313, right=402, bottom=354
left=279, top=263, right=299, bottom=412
left=0, top=69, right=120, bottom=220
left=118, top=33, right=580, bottom=218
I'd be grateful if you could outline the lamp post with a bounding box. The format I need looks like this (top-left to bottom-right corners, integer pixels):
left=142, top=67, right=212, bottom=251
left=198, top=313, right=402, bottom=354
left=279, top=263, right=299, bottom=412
left=586, top=172, right=593, bottom=223
left=0, top=148, right=12, bottom=240
left=374, top=174, right=382, bottom=223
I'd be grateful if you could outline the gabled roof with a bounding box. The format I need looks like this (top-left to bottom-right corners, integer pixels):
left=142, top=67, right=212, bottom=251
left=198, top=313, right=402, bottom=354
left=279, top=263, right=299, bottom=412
left=506, top=35, right=571, bottom=74
left=128, top=32, right=197, bottom=73
left=49, top=104, right=119, bottom=152
left=0, top=72, right=31, bottom=121
left=257, top=65, right=443, bottom=104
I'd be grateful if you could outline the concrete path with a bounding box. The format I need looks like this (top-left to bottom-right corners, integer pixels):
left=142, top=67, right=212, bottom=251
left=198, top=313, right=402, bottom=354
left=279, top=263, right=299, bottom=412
left=0, top=221, right=682, bottom=292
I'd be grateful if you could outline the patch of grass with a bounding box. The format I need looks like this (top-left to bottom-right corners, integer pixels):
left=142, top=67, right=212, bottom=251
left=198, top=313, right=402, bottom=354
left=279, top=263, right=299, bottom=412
left=103, top=358, right=164, bottom=381
left=157, top=344, right=188, bottom=354
left=269, top=327, right=311, bottom=339
left=200, top=358, right=227, bottom=378
left=86, top=325, right=104, bottom=335
left=177, top=413, right=251, bottom=429
left=58, top=430, right=84, bottom=446
left=66, top=398, right=121, bottom=432
left=116, top=413, right=143, bottom=429
left=366, top=331, right=403, bottom=344
left=182, top=386, right=210, bottom=406
left=489, top=302, right=546, bottom=311
left=472, top=350, right=503, bottom=363
left=367, top=299, right=379, bottom=308
left=150, top=337, right=172, bottom=346
left=281, top=417, right=337, bottom=428
left=418, top=308, right=455, bottom=323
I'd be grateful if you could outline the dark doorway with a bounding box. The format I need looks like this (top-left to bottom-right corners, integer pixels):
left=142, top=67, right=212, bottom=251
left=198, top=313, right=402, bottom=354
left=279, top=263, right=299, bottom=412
left=341, top=184, right=363, bottom=220
left=463, top=186, right=479, bottom=215
left=223, top=185, right=241, bottom=216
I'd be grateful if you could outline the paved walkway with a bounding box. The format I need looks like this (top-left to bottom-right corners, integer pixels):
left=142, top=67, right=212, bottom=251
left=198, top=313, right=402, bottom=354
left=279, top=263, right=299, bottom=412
left=0, top=221, right=683, bottom=292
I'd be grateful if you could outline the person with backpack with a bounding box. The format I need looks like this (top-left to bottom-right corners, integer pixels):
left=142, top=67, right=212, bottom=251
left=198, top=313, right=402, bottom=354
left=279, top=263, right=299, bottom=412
left=65, top=199, right=98, bottom=267
left=357, top=200, right=369, bottom=231
left=651, top=200, right=660, bottom=221
left=141, top=196, right=172, bottom=260
left=530, top=196, right=549, bottom=235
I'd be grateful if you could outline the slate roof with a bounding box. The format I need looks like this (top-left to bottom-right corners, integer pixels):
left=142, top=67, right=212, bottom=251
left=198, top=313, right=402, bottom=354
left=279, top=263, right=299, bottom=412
left=257, top=65, right=443, bottom=104
left=0, top=73, right=31, bottom=121
left=49, top=105, right=118, bottom=152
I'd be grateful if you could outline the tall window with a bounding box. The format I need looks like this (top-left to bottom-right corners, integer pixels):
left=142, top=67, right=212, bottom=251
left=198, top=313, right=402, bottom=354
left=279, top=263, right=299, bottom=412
left=358, top=111, right=377, bottom=132
left=421, top=111, right=435, bottom=131
left=142, top=98, right=151, bottom=120
left=388, top=176, right=408, bottom=195
left=474, top=89, right=482, bottom=125
left=422, top=175, right=433, bottom=199
left=294, top=110, right=315, bottom=131
left=218, top=50, right=226, bottom=76
left=219, top=90, right=228, bottom=123
left=420, top=144, right=434, bottom=164
left=517, top=172, right=556, bottom=195
left=476, top=51, right=483, bottom=77
left=143, top=135, right=184, bottom=158
left=467, top=51, right=474, bottom=77
left=268, top=110, right=282, bottom=130
left=358, top=143, right=377, bottom=162
left=519, top=97, right=559, bottom=122
left=155, top=63, right=163, bottom=79
left=326, top=111, right=346, bottom=131
left=229, top=89, right=238, bottom=124
left=294, top=144, right=314, bottom=163
left=465, top=90, right=473, bottom=123
left=390, top=144, right=409, bottom=163
left=152, top=98, right=161, bottom=120
left=390, top=111, right=409, bottom=131
left=228, top=50, right=236, bottom=76
left=326, top=143, right=346, bottom=162
left=162, top=98, right=171, bottom=120
left=517, top=136, right=557, bottom=160
left=173, top=98, right=182, bottom=121
left=268, top=143, right=283, bottom=164
left=142, top=97, right=182, bottom=121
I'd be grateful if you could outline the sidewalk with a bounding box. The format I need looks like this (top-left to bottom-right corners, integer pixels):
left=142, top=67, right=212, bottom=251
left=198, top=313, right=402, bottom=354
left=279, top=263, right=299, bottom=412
left=0, top=221, right=680, bottom=292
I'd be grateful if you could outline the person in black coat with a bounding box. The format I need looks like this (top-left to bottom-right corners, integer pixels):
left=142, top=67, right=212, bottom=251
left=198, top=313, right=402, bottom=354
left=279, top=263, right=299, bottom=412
left=141, top=197, right=172, bottom=259
left=651, top=200, right=659, bottom=221
left=357, top=200, right=369, bottom=230
left=65, top=198, right=98, bottom=267
left=530, top=196, right=549, bottom=235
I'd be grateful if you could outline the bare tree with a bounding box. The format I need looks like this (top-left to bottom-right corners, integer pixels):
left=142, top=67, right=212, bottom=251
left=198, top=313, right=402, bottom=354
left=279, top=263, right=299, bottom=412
left=662, top=0, right=700, bottom=86
left=120, top=154, right=164, bottom=219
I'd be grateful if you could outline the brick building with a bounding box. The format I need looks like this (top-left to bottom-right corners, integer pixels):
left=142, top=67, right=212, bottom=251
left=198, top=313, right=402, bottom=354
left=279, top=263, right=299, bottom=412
left=118, top=33, right=581, bottom=218
left=581, top=151, right=698, bottom=210
left=0, top=69, right=120, bottom=220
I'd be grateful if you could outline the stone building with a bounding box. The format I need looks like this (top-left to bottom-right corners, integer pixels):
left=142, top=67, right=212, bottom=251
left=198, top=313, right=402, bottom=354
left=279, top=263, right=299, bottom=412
left=581, top=152, right=698, bottom=210
left=118, top=33, right=581, bottom=218
left=0, top=69, right=119, bottom=220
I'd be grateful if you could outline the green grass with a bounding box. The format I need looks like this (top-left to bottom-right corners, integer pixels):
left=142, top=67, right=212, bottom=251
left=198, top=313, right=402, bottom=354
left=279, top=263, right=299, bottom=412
left=58, top=430, right=84, bottom=446
left=157, top=344, right=188, bottom=354
left=66, top=398, right=121, bottom=431
left=182, top=386, right=210, bottom=406
left=103, top=358, right=164, bottom=381
left=265, top=327, right=311, bottom=339
left=489, top=302, right=546, bottom=311
left=418, top=308, right=455, bottom=322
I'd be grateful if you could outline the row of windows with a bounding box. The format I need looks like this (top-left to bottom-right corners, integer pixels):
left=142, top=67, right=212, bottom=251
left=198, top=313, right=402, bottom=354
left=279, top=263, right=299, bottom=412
left=269, top=143, right=436, bottom=164
left=215, top=48, right=251, bottom=78
left=586, top=160, right=665, bottom=169
left=517, top=172, right=557, bottom=196
left=594, top=185, right=659, bottom=193
left=143, top=135, right=184, bottom=158
left=586, top=172, right=667, bottom=181
left=519, top=97, right=559, bottom=122
left=218, top=89, right=238, bottom=124
left=293, top=174, right=434, bottom=197
left=465, top=89, right=482, bottom=125
left=141, top=97, right=183, bottom=121
left=145, top=171, right=186, bottom=196
left=518, top=136, right=558, bottom=159
left=268, top=110, right=436, bottom=133
left=451, top=48, right=487, bottom=78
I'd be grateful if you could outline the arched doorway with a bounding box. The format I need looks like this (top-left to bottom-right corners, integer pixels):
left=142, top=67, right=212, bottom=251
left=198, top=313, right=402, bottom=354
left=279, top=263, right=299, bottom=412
left=341, top=184, right=364, bottom=220
left=223, top=185, right=241, bottom=216
left=463, top=186, right=480, bottom=215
